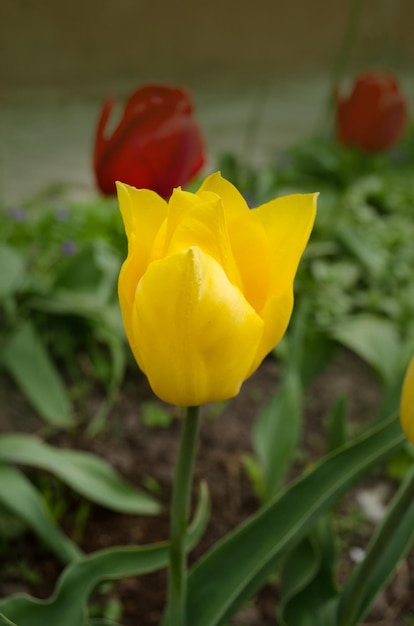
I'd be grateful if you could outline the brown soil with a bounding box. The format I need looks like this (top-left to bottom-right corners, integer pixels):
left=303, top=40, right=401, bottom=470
left=1, top=349, right=413, bottom=625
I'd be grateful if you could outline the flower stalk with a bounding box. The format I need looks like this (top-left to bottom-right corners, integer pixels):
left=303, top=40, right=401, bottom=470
left=166, top=405, right=201, bottom=625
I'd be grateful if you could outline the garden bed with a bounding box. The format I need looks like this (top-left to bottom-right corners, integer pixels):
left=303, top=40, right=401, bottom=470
left=1, top=347, right=413, bottom=625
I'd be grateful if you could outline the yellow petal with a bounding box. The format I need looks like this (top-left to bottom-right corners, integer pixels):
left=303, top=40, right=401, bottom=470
left=248, top=288, right=294, bottom=376
left=197, top=173, right=274, bottom=312
left=226, top=211, right=271, bottom=313
left=163, top=187, right=242, bottom=290
left=131, top=247, right=264, bottom=406
left=197, top=171, right=250, bottom=220
left=117, top=182, right=167, bottom=363
left=116, top=182, right=168, bottom=284
left=116, top=181, right=167, bottom=266
left=255, top=193, right=317, bottom=297
left=116, top=181, right=167, bottom=312
left=401, top=356, right=414, bottom=444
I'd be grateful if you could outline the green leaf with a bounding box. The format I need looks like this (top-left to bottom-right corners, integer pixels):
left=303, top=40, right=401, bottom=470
left=0, top=614, right=19, bottom=626
left=253, top=368, right=303, bottom=501
left=141, top=402, right=173, bottom=429
left=337, top=464, right=414, bottom=626
left=241, top=453, right=265, bottom=501
left=0, top=322, right=72, bottom=427
left=52, top=246, right=102, bottom=292
left=186, top=415, right=404, bottom=626
left=0, top=434, right=161, bottom=515
left=335, top=225, right=385, bottom=277
left=253, top=302, right=316, bottom=502
left=329, top=315, right=401, bottom=385
left=299, top=333, right=337, bottom=388
left=0, top=464, right=81, bottom=563
left=278, top=516, right=338, bottom=626
left=325, top=395, right=348, bottom=453
left=0, top=482, right=209, bottom=626
left=86, top=617, right=122, bottom=626
left=0, top=245, right=25, bottom=297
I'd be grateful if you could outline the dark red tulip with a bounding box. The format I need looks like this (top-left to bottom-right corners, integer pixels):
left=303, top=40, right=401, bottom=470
left=335, top=70, right=408, bottom=152
left=93, top=84, right=205, bottom=197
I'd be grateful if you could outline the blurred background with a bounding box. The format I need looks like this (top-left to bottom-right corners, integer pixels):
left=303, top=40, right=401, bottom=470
left=1, top=0, right=414, bottom=205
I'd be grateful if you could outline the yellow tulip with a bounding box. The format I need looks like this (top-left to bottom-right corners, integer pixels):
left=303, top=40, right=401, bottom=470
left=117, top=172, right=317, bottom=406
left=401, top=355, right=414, bottom=443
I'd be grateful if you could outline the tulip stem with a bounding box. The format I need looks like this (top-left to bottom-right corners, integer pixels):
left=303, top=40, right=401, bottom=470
left=167, top=405, right=201, bottom=626
left=317, top=0, right=365, bottom=134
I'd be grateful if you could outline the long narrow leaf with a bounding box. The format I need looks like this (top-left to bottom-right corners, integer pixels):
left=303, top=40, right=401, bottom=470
left=0, top=244, right=25, bottom=297
left=0, top=483, right=209, bottom=626
left=253, top=368, right=302, bottom=501
left=0, top=434, right=160, bottom=515
left=0, top=614, right=19, bottom=626
left=337, top=464, right=414, bottom=626
left=0, top=464, right=81, bottom=563
left=278, top=516, right=338, bottom=626
left=0, top=322, right=72, bottom=427
left=186, top=415, right=404, bottom=626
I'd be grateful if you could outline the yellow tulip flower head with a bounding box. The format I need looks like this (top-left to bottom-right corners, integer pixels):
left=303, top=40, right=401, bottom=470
left=401, top=355, right=414, bottom=444
left=117, top=173, right=317, bottom=407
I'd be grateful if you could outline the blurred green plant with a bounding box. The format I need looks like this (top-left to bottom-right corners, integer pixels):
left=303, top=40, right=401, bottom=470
left=0, top=433, right=161, bottom=564
left=220, top=128, right=414, bottom=353
left=0, top=198, right=126, bottom=427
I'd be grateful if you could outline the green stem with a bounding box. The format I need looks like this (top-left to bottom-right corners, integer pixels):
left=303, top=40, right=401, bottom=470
left=330, top=0, right=365, bottom=88
left=167, top=405, right=201, bottom=626
left=317, top=0, right=365, bottom=135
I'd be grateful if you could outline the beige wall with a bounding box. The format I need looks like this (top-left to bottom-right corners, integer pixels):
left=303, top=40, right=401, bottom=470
left=1, top=0, right=413, bottom=97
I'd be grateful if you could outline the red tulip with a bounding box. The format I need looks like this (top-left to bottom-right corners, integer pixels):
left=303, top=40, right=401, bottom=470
left=335, top=70, right=408, bottom=152
left=93, top=84, right=205, bottom=197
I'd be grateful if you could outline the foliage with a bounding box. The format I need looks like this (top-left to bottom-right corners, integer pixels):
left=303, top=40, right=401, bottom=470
left=0, top=484, right=209, bottom=626
left=0, top=197, right=126, bottom=426
left=1, top=125, right=414, bottom=624
left=220, top=128, right=414, bottom=342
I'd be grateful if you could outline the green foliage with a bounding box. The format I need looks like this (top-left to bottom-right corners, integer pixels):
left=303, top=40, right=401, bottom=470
left=0, top=464, right=81, bottom=563
left=185, top=416, right=404, bottom=626
left=249, top=303, right=339, bottom=503
left=329, top=315, right=402, bottom=386
left=221, top=140, right=414, bottom=626
left=252, top=367, right=302, bottom=501
left=2, top=125, right=414, bottom=625
left=0, top=614, right=18, bottom=626
left=1, top=322, right=72, bottom=427
left=278, top=515, right=338, bottom=626
left=0, top=244, right=25, bottom=298
left=325, top=394, right=349, bottom=453
left=141, top=402, right=173, bottom=428
left=0, top=483, right=209, bottom=626
left=0, top=198, right=126, bottom=427
left=0, top=434, right=161, bottom=516
left=0, top=432, right=162, bottom=568
left=220, top=130, right=414, bottom=340
left=337, top=465, right=414, bottom=626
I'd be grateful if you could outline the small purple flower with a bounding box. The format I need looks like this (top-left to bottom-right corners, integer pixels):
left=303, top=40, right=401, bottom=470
left=8, top=207, right=27, bottom=222
left=55, top=207, right=70, bottom=222
left=61, top=240, right=78, bottom=256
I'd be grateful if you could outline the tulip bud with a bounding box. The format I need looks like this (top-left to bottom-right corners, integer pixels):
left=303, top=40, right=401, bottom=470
left=117, top=173, right=317, bottom=407
left=93, top=84, right=205, bottom=198
left=335, top=70, right=408, bottom=152
left=401, top=356, right=414, bottom=444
